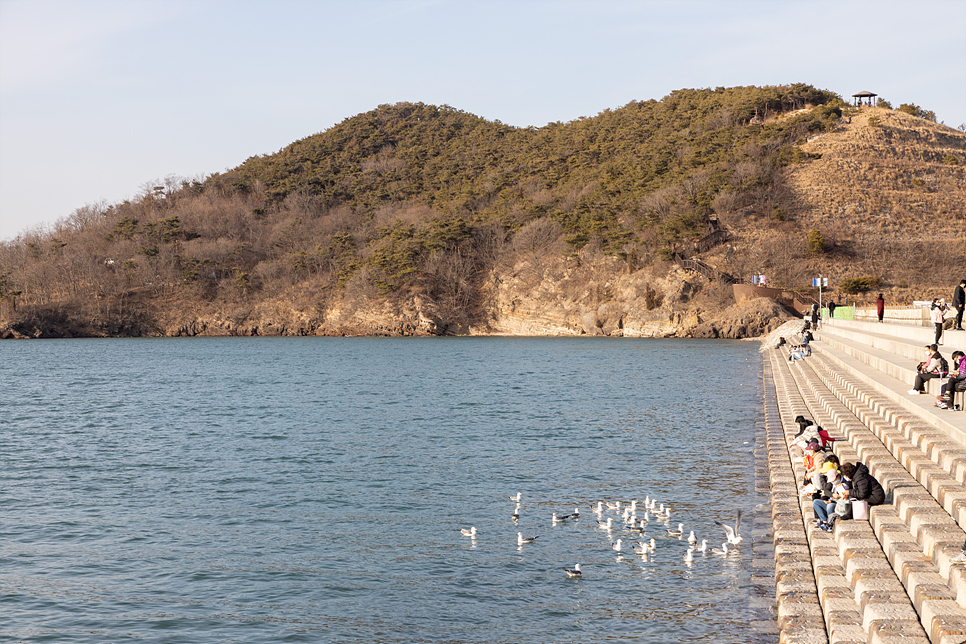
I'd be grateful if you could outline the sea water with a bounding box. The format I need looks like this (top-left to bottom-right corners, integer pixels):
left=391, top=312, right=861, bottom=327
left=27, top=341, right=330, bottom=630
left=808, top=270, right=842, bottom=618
left=1, top=337, right=767, bottom=643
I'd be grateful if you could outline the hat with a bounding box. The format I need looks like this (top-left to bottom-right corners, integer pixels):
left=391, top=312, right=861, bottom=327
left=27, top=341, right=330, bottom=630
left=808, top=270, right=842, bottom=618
left=820, top=462, right=838, bottom=474
left=806, top=442, right=822, bottom=451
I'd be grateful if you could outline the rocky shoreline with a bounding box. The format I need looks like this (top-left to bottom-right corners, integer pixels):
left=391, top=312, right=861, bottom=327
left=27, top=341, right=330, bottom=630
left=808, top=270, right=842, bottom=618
left=1, top=262, right=796, bottom=340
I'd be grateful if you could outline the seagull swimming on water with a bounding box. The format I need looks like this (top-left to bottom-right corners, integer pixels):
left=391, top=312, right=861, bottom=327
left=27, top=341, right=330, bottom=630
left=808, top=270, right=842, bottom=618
left=512, top=506, right=520, bottom=521
left=687, top=531, right=696, bottom=545
left=710, top=542, right=729, bottom=556
left=509, top=493, right=522, bottom=503
left=460, top=526, right=477, bottom=537
left=697, top=539, right=708, bottom=553
left=572, top=507, right=580, bottom=519
left=594, top=501, right=604, bottom=514
left=552, top=512, right=572, bottom=524
left=715, top=509, right=743, bottom=546
left=612, top=538, right=623, bottom=552
left=596, top=517, right=613, bottom=531
left=564, top=563, right=582, bottom=578
left=683, top=548, right=694, bottom=563
left=666, top=523, right=685, bottom=537
left=517, top=532, right=538, bottom=545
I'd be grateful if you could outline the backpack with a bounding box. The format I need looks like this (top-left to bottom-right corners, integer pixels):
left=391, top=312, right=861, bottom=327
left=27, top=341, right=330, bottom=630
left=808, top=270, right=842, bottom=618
left=938, top=355, right=950, bottom=376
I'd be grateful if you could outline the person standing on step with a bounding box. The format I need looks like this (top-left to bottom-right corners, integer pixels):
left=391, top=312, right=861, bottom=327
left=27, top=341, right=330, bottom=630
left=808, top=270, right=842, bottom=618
left=827, top=300, right=837, bottom=324
left=931, top=298, right=948, bottom=345
left=953, top=279, right=965, bottom=331
left=810, top=303, right=819, bottom=330
left=876, top=293, right=885, bottom=323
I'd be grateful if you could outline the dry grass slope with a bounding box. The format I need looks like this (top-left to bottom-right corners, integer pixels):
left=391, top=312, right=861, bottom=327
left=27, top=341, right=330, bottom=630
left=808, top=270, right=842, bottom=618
left=788, top=107, right=966, bottom=236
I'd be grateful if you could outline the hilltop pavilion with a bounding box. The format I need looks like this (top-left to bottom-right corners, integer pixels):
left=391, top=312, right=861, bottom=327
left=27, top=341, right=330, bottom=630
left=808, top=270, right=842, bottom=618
left=852, top=91, right=878, bottom=106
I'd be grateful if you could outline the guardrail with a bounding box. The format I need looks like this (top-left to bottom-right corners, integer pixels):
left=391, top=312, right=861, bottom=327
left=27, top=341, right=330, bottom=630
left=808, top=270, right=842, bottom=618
left=852, top=305, right=929, bottom=326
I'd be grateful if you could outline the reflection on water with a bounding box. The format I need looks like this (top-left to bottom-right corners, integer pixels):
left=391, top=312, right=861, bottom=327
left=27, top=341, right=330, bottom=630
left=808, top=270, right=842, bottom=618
left=2, top=337, right=767, bottom=643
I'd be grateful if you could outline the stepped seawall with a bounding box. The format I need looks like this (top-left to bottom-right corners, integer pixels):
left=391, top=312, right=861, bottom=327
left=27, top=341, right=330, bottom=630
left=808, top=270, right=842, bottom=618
left=763, top=318, right=966, bottom=643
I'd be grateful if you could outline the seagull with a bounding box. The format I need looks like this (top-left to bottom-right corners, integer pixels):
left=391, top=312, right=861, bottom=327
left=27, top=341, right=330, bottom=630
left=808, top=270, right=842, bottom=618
left=572, top=507, right=580, bottom=519
left=460, top=526, right=477, bottom=537
left=552, top=512, right=572, bottom=524
left=596, top=517, right=613, bottom=531
left=710, top=542, right=729, bottom=556
left=517, top=532, right=538, bottom=545
left=512, top=506, right=520, bottom=521
left=594, top=501, right=604, bottom=514
left=666, top=523, right=685, bottom=537
left=641, top=511, right=649, bottom=523
left=564, top=563, right=582, bottom=578
left=509, top=493, right=522, bottom=503
left=629, top=500, right=637, bottom=513
left=697, top=539, right=708, bottom=553
left=612, top=538, right=623, bottom=552
left=605, top=501, right=621, bottom=511
left=715, top=509, right=743, bottom=546
left=683, top=548, right=694, bottom=563
left=633, top=541, right=648, bottom=555
left=647, top=538, right=656, bottom=552
left=687, top=531, right=696, bottom=545
left=628, top=520, right=646, bottom=534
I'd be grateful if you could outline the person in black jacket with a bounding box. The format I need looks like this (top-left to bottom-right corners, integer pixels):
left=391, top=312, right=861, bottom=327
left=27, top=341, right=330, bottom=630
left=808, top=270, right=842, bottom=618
left=841, top=461, right=885, bottom=507
left=953, top=279, right=965, bottom=331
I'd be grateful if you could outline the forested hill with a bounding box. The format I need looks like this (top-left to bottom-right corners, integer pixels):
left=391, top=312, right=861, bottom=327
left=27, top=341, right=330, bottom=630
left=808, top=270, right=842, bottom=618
left=2, top=84, right=960, bottom=339
left=213, top=84, right=836, bottom=254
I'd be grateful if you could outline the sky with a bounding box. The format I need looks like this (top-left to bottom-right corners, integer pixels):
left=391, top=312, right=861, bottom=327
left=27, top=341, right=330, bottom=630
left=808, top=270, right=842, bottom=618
left=1, top=0, right=964, bottom=242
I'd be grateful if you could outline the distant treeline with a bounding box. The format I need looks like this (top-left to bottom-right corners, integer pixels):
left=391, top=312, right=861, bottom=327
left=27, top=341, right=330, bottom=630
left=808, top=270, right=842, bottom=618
left=1, top=84, right=843, bottom=329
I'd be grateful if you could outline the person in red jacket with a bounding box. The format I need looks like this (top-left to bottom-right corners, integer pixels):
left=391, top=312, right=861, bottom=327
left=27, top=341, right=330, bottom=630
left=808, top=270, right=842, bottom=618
left=875, top=293, right=885, bottom=323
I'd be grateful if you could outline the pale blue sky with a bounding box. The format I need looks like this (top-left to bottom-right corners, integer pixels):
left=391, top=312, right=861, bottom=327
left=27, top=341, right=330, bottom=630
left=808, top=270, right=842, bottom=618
left=2, top=0, right=964, bottom=241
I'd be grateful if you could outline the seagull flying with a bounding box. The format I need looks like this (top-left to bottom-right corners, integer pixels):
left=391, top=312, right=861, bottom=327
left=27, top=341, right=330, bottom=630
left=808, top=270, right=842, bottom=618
left=715, top=509, right=743, bottom=546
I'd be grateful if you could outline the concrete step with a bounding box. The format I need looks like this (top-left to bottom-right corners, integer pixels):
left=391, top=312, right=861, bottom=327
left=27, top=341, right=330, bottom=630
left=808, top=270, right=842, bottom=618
left=768, top=350, right=933, bottom=642
left=808, top=340, right=966, bottom=446
left=820, top=324, right=962, bottom=363
left=776, top=349, right=966, bottom=644
left=821, top=319, right=966, bottom=347
left=817, top=332, right=948, bottom=399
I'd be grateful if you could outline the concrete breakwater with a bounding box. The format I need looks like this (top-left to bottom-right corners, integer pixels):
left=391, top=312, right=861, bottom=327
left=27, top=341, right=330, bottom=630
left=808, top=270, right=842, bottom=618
left=762, top=318, right=966, bottom=644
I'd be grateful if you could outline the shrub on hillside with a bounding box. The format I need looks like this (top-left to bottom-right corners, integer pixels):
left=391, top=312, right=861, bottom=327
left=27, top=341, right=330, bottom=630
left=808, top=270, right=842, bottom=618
left=838, top=276, right=882, bottom=294
left=942, top=155, right=959, bottom=166
left=806, top=229, right=827, bottom=254
left=898, top=103, right=937, bottom=122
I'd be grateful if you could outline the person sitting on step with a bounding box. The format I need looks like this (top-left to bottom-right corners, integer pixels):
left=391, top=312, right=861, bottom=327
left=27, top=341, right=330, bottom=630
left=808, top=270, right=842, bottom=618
left=908, top=344, right=945, bottom=395
left=836, top=461, right=885, bottom=521
left=937, top=351, right=966, bottom=409
left=813, top=467, right=849, bottom=531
